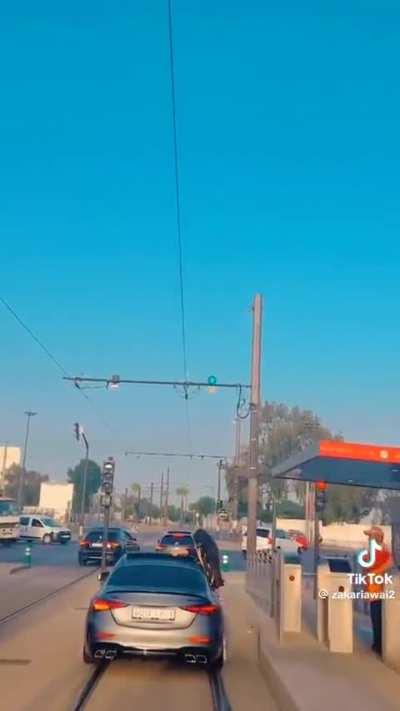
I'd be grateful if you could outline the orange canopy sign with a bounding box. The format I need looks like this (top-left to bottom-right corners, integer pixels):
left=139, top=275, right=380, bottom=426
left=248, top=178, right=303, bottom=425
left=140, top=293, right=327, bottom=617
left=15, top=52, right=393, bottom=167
left=319, top=440, right=400, bottom=464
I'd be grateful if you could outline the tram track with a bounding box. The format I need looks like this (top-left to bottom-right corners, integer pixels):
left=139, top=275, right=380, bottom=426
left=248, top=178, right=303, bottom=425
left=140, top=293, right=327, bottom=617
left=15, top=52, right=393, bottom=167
left=72, top=660, right=232, bottom=711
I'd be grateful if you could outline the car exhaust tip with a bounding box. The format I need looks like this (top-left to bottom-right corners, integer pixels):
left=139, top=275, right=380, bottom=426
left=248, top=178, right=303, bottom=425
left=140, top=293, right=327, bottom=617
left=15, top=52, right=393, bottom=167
left=94, top=649, right=105, bottom=659
left=184, top=654, right=197, bottom=664
left=104, top=649, right=117, bottom=660
left=196, top=655, right=208, bottom=664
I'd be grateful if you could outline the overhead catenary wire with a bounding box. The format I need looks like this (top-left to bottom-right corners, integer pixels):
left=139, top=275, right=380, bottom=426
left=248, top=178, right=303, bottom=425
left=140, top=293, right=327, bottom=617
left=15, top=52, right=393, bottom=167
left=167, top=0, right=193, bottom=452
left=0, top=295, right=114, bottom=431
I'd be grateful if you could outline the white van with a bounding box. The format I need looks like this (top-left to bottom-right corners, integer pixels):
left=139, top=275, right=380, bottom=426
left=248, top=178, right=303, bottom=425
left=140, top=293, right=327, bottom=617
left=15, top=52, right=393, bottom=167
left=19, top=515, right=71, bottom=544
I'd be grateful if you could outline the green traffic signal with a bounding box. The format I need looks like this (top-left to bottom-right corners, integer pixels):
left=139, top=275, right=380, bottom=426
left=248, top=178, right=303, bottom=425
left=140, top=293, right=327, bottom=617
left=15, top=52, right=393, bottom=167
left=207, top=375, right=217, bottom=386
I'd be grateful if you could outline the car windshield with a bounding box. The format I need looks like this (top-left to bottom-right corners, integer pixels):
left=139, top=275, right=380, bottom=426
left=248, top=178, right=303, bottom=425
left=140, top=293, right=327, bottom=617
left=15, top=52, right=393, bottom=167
left=0, top=500, right=19, bottom=516
left=256, top=529, right=270, bottom=538
left=160, top=534, right=193, bottom=546
left=42, top=518, right=58, bottom=527
left=107, top=563, right=208, bottom=595
left=86, top=530, right=121, bottom=542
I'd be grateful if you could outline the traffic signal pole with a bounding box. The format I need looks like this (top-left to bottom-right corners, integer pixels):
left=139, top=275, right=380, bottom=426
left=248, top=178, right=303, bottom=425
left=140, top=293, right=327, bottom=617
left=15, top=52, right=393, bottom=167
left=100, top=458, right=115, bottom=575
left=247, top=295, right=263, bottom=559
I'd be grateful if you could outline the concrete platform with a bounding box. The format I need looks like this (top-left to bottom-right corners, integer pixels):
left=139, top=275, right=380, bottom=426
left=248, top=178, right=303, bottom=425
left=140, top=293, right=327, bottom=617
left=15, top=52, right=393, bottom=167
left=235, top=571, right=400, bottom=711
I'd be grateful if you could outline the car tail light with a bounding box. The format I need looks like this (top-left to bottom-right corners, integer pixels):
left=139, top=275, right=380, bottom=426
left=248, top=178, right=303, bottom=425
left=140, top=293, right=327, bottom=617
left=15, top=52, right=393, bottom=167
left=91, top=597, right=128, bottom=612
left=106, top=542, right=120, bottom=549
left=155, top=543, right=166, bottom=551
left=181, top=604, right=220, bottom=615
left=80, top=540, right=89, bottom=548
left=268, top=537, right=273, bottom=544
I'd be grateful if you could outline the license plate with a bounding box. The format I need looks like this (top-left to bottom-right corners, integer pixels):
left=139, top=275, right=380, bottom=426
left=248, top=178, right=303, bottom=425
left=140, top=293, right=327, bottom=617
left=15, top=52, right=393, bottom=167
left=91, top=542, right=103, bottom=548
left=132, top=607, right=175, bottom=622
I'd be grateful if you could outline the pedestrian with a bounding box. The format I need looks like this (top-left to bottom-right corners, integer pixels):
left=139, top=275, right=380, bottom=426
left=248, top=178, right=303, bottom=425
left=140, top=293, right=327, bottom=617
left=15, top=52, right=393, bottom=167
left=193, top=528, right=224, bottom=588
left=362, top=526, right=393, bottom=655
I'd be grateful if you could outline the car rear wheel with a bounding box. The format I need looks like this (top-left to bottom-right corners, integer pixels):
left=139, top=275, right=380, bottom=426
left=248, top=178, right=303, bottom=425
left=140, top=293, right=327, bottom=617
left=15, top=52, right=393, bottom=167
left=42, top=533, right=52, bottom=544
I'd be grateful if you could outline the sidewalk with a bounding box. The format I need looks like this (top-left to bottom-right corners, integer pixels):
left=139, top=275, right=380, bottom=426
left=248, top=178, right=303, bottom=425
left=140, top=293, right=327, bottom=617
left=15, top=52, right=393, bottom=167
left=229, top=571, right=400, bottom=711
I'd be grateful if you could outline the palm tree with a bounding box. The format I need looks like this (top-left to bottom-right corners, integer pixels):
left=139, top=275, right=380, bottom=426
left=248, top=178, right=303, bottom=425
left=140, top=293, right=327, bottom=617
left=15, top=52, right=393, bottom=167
left=176, top=486, right=189, bottom=523
left=131, top=483, right=141, bottom=521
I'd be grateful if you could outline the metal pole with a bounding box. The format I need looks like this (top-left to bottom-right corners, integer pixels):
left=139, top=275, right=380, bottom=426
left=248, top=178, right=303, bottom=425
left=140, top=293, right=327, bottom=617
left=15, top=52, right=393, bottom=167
left=149, top=482, right=154, bottom=525
left=100, top=504, right=111, bottom=574
left=17, top=411, right=37, bottom=510
left=79, top=433, right=89, bottom=538
left=232, top=418, right=241, bottom=521
left=123, top=488, right=128, bottom=521
left=247, top=295, right=263, bottom=558
left=160, top=472, right=164, bottom=515
left=164, top=468, right=169, bottom=525
left=216, top=459, right=223, bottom=511
left=313, top=484, right=320, bottom=600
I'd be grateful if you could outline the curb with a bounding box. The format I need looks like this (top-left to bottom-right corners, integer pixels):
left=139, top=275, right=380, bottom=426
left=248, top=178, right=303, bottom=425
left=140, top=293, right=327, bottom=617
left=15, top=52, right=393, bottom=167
left=9, top=565, right=30, bottom=575
left=257, top=637, right=299, bottom=711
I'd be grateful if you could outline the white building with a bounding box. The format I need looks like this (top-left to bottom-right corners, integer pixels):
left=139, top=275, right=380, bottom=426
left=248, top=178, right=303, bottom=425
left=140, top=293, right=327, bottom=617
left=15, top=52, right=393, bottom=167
left=38, top=482, right=74, bottom=521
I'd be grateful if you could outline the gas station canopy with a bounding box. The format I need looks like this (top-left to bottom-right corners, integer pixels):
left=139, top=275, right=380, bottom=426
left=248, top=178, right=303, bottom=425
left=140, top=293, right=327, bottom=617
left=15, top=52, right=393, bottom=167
left=271, top=439, right=400, bottom=490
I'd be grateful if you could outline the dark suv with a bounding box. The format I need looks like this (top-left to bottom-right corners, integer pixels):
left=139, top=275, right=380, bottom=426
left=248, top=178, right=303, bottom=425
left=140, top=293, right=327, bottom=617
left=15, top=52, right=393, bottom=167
left=78, top=528, right=140, bottom=566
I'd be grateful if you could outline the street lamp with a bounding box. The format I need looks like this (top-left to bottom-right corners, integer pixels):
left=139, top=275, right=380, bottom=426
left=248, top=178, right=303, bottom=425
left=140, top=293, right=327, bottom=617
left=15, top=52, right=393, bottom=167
left=17, top=411, right=37, bottom=510
left=74, top=423, right=89, bottom=537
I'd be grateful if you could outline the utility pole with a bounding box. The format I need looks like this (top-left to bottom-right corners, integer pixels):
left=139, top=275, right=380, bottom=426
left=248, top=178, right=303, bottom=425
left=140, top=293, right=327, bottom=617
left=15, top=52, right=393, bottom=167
left=160, top=472, right=164, bottom=515
left=164, top=467, right=170, bottom=525
left=149, top=482, right=154, bottom=525
left=247, top=294, right=263, bottom=558
left=17, top=411, right=37, bottom=510
left=122, top=487, right=128, bottom=521
left=216, top=459, right=223, bottom=511
left=74, top=423, right=89, bottom=537
left=232, top=417, right=241, bottom=521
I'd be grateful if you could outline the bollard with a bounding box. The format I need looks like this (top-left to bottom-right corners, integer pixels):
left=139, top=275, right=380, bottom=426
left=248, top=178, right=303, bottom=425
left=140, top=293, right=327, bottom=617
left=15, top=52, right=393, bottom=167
left=25, top=545, right=32, bottom=567
left=221, top=553, right=230, bottom=572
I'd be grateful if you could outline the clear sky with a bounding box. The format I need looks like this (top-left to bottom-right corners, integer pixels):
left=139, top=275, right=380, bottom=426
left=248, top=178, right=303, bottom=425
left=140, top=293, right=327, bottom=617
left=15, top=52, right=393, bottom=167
left=1, top=1, right=400, bottom=501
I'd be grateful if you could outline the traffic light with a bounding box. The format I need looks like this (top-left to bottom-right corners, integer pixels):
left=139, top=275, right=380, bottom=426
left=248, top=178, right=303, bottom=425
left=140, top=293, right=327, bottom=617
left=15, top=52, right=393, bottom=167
left=315, top=481, right=327, bottom=513
left=74, top=422, right=80, bottom=441
left=216, top=499, right=224, bottom=511
left=101, top=458, right=115, bottom=497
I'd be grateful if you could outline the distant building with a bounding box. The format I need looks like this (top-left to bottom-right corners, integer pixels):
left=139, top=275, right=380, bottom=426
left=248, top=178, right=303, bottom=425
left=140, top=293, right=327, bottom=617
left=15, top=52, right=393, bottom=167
left=39, top=482, right=74, bottom=521
left=0, top=445, right=21, bottom=489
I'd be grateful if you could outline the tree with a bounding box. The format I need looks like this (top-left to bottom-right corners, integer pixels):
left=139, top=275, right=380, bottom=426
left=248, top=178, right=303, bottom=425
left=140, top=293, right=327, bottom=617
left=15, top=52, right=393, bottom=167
left=176, top=486, right=189, bottom=522
left=4, top=465, right=48, bottom=506
left=225, top=401, right=379, bottom=523
left=67, top=459, right=101, bottom=514
left=190, top=496, right=216, bottom=517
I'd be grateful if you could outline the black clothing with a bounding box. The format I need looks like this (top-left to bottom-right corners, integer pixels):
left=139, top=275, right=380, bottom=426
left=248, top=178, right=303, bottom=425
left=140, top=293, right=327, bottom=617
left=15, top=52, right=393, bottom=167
left=370, top=600, right=382, bottom=654
left=193, top=529, right=224, bottom=588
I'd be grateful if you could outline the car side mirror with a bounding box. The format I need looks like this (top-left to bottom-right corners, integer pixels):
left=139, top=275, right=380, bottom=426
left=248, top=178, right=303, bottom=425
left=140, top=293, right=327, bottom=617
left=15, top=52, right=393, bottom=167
left=97, top=571, right=109, bottom=583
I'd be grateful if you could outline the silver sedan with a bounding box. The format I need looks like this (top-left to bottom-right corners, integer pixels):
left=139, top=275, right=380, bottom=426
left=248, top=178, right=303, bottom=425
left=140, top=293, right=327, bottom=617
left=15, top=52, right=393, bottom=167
left=83, top=552, right=225, bottom=668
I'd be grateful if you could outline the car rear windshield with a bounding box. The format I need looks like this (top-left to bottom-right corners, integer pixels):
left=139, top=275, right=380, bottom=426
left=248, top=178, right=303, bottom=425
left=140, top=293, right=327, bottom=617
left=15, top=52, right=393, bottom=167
left=86, top=530, right=121, bottom=542
left=160, top=534, right=193, bottom=546
left=107, top=563, right=207, bottom=595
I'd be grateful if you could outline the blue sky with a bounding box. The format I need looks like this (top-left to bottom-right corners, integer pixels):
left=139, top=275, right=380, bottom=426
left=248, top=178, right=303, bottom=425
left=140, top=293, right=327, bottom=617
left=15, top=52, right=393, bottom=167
left=1, top=1, right=400, bottom=500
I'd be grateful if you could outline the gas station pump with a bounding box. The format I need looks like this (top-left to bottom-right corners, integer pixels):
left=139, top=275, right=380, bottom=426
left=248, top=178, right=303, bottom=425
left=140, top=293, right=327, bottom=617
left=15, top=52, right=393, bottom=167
left=317, top=557, right=353, bottom=653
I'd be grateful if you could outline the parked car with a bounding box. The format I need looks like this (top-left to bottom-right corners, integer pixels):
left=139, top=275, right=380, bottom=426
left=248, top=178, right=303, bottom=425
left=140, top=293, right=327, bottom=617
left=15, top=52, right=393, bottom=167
left=83, top=552, right=225, bottom=667
left=274, top=529, right=301, bottom=554
left=78, top=527, right=139, bottom=566
left=19, top=515, right=71, bottom=544
left=288, top=529, right=309, bottom=551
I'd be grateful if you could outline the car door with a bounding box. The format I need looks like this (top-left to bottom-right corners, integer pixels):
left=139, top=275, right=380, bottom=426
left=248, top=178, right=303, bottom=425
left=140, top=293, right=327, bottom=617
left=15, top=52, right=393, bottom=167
left=30, top=517, right=44, bottom=540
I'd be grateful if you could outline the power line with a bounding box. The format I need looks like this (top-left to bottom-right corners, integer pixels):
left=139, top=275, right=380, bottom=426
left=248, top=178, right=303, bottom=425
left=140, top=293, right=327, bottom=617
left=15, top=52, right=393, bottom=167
left=0, top=295, right=113, bottom=431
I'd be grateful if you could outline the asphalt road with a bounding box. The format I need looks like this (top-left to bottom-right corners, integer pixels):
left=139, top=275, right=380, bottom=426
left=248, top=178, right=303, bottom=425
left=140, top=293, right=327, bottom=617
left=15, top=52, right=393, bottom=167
left=0, top=539, right=80, bottom=567
left=0, top=530, right=277, bottom=711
